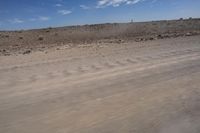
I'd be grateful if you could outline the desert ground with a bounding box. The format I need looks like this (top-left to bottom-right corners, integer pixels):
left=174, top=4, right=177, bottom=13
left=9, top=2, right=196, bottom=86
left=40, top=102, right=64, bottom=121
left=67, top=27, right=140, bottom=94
left=0, top=19, right=200, bottom=133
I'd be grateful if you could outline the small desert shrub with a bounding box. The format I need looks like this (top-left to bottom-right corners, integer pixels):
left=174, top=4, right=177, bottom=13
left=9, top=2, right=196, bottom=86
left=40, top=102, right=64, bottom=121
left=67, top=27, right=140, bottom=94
left=149, top=37, right=155, bottom=40
left=18, top=30, right=23, bottom=33
left=157, top=34, right=164, bottom=39
left=19, top=36, right=23, bottom=39
left=38, top=36, right=44, bottom=41
left=5, top=35, right=9, bottom=38
left=167, top=22, right=171, bottom=26
left=23, top=50, right=31, bottom=55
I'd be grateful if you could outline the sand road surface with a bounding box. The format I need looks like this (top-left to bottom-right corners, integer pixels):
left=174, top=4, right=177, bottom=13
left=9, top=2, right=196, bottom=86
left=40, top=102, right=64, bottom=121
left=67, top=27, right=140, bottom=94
left=0, top=36, right=200, bottom=133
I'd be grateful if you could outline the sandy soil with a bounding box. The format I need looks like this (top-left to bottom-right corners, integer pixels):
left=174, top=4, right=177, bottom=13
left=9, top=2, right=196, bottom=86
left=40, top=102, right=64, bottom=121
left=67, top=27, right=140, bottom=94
left=0, top=34, right=200, bottom=133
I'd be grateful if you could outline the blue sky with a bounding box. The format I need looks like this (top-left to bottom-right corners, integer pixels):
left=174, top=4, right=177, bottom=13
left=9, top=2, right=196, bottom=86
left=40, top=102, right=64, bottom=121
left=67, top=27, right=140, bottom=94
left=0, top=0, right=200, bottom=30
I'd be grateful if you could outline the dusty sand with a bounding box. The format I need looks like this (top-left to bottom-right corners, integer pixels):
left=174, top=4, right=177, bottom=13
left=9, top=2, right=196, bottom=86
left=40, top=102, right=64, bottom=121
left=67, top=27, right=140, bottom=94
left=0, top=19, right=200, bottom=133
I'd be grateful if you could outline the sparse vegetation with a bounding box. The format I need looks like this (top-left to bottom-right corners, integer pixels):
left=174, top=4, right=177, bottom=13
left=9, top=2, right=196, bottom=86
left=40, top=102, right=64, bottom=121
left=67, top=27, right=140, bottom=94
left=19, top=36, right=23, bottom=40
left=0, top=18, right=200, bottom=56
left=5, top=35, right=9, bottom=38
left=38, top=36, right=44, bottom=41
left=17, top=30, right=23, bottom=33
left=23, top=50, right=31, bottom=54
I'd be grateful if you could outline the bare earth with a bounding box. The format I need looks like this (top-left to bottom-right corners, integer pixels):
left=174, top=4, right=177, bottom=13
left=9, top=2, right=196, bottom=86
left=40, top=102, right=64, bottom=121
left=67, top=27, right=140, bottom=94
left=1, top=18, right=200, bottom=56
left=0, top=35, right=200, bottom=133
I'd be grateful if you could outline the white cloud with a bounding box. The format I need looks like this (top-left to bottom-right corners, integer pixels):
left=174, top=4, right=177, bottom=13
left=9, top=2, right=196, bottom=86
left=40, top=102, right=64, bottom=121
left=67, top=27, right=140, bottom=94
left=80, top=5, right=90, bottom=10
left=9, top=18, right=24, bottom=24
left=57, top=10, right=72, bottom=15
left=39, top=16, right=50, bottom=21
left=97, top=0, right=144, bottom=8
left=55, top=3, right=62, bottom=7
left=28, top=16, right=50, bottom=22
left=29, top=18, right=37, bottom=21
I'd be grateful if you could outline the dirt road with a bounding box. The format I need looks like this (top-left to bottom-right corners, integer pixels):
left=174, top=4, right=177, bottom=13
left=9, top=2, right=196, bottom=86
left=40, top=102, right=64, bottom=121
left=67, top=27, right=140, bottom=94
left=0, top=36, right=200, bottom=133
